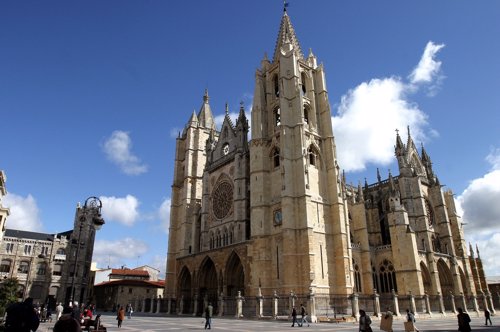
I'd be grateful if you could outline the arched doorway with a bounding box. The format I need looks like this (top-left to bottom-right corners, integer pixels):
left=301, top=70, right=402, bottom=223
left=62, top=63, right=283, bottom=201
left=178, top=266, right=192, bottom=314
left=437, top=259, right=455, bottom=310
left=198, top=257, right=218, bottom=315
left=420, top=262, right=432, bottom=294
left=225, top=252, right=245, bottom=296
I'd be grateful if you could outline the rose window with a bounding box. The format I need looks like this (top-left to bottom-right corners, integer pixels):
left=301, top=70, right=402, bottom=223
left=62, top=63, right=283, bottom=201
left=212, top=181, right=233, bottom=219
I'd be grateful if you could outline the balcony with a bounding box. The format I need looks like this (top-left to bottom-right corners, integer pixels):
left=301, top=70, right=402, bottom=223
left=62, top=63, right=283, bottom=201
left=54, top=254, right=66, bottom=261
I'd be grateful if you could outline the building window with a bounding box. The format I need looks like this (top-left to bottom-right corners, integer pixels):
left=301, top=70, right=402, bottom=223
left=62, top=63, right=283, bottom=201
left=18, top=261, right=29, bottom=274
left=129, top=288, right=132, bottom=294
left=56, top=248, right=65, bottom=255
left=53, top=264, right=63, bottom=276
left=301, top=72, right=307, bottom=94
left=354, top=261, right=362, bottom=293
left=378, top=259, right=397, bottom=293
left=24, top=245, right=32, bottom=255
left=146, top=289, right=150, bottom=294
left=0, top=259, right=12, bottom=273
left=36, top=262, right=46, bottom=275
left=273, top=148, right=280, bottom=168
left=5, top=243, right=14, bottom=254
left=308, top=146, right=317, bottom=167
left=41, top=246, right=49, bottom=256
left=274, top=107, right=281, bottom=126
left=273, top=74, right=279, bottom=97
left=304, top=106, right=309, bottom=124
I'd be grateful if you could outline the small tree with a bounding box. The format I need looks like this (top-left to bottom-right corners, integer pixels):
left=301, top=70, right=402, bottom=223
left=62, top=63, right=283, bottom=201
left=0, top=277, right=20, bottom=316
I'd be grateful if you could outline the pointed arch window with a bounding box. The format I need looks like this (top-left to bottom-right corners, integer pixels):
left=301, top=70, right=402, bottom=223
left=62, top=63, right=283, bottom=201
left=303, top=105, right=309, bottom=124
left=353, top=260, right=362, bottom=293
left=274, top=107, right=281, bottom=126
left=308, top=146, right=318, bottom=167
left=273, top=74, right=279, bottom=97
left=378, top=259, right=397, bottom=293
left=273, top=147, right=280, bottom=168
left=0, top=259, right=12, bottom=273
left=424, top=198, right=435, bottom=227
left=18, top=261, right=30, bottom=274
left=301, top=72, right=307, bottom=94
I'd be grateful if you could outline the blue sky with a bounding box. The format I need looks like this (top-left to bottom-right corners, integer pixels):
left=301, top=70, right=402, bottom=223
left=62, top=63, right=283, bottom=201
left=1, top=1, right=500, bottom=278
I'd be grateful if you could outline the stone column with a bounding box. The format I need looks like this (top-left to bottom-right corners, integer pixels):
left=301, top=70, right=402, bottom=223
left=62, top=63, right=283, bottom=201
left=141, top=298, right=146, bottom=313
left=167, top=297, right=172, bottom=315
left=134, top=298, right=139, bottom=313
left=472, top=295, right=479, bottom=314
left=392, top=289, right=400, bottom=316
left=192, top=293, right=198, bottom=316
left=150, top=297, right=155, bottom=313
left=308, top=288, right=317, bottom=323
left=373, top=289, right=381, bottom=317
left=424, top=293, right=432, bottom=316
left=236, top=291, right=244, bottom=318
left=459, top=293, right=468, bottom=314
left=218, top=292, right=224, bottom=317
left=487, top=291, right=496, bottom=314
left=272, top=290, right=279, bottom=318
left=409, top=292, right=416, bottom=316
left=256, top=287, right=263, bottom=318
left=482, top=291, right=489, bottom=313
left=449, top=293, right=457, bottom=314
left=178, top=295, right=184, bottom=315
left=438, top=292, right=445, bottom=314
left=289, top=290, right=296, bottom=315
left=352, top=293, right=360, bottom=321
left=156, top=297, right=161, bottom=314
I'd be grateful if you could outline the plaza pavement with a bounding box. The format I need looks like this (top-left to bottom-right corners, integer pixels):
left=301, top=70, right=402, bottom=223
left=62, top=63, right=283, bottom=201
left=38, top=313, right=500, bottom=332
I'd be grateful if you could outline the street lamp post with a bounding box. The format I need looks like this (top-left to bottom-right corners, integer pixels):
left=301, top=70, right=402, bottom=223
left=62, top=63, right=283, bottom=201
left=69, top=196, right=105, bottom=305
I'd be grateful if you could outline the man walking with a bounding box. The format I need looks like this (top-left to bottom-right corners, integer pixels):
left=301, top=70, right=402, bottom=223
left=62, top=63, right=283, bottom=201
left=485, top=308, right=492, bottom=326
left=204, top=302, right=213, bottom=330
left=291, top=306, right=298, bottom=327
left=299, top=303, right=309, bottom=327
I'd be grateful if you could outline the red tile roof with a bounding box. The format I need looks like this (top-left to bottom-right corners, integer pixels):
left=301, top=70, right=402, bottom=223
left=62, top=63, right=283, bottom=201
left=94, top=279, right=165, bottom=288
left=110, top=269, right=149, bottom=277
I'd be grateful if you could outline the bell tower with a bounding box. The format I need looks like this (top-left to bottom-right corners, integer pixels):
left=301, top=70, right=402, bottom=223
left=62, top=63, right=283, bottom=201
left=249, top=9, right=353, bottom=298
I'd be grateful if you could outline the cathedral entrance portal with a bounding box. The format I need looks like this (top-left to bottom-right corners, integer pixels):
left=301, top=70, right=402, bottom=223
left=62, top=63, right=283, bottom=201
left=437, top=259, right=455, bottom=310
left=178, top=266, right=192, bottom=314
left=198, top=257, right=218, bottom=315
left=225, top=252, right=245, bottom=296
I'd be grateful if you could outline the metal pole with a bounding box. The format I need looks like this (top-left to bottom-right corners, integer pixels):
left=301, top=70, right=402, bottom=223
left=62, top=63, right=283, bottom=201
left=70, top=221, right=84, bottom=304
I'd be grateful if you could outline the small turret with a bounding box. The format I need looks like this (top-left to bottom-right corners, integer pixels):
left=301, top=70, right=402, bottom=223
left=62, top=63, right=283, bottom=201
left=469, top=243, right=475, bottom=258
left=198, top=89, right=216, bottom=130
left=377, top=168, right=382, bottom=183
left=357, top=182, right=364, bottom=203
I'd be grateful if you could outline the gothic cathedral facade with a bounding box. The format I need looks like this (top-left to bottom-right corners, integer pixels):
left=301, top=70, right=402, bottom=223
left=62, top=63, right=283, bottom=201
left=165, top=10, right=491, bottom=316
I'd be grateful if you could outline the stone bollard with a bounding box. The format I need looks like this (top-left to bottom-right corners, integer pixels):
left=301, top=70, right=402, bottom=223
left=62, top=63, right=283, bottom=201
left=487, top=291, right=496, bottom=314
left=438, top=292, right=445, bottom=314
left=409, top=291, right=417, bottom=317
left=373, top=289, right=381, bottom=317
left=308, top=287, right=317, bottom=323
left=256, top=287, right=263, bottom=318
left=178, top=295, right=184, bottom=315
left=193, top=293, right=198, bottom=317
left=272, top=290, right=279, bottom=319
left=392, top=289, right=401, bottom=316
left=424, top=292, right=432, bottom=316
left=352, top=293, right=360, bottom=321
left=449, top=292, right=457, bottom=314
left=236, top=291, right=244, bottom=318
left=218, top=292, right=224, bottom=317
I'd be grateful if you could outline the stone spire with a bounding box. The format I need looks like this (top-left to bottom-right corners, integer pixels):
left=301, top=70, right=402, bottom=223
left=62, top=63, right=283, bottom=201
left=395, top=129, right=405, bottom=156
left=198, top=89, right=216, bottom=130
left=273, top=10, right=304, bottom=62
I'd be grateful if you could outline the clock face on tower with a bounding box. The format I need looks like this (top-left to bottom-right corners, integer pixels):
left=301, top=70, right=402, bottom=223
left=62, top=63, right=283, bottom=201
left=212, top=181, right=233, bottom=219
left=223, top=143, right=230, bottom=155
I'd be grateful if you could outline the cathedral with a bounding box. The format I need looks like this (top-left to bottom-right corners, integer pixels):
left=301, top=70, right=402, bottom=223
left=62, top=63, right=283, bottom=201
left=165, top=9, right=492, bottom=318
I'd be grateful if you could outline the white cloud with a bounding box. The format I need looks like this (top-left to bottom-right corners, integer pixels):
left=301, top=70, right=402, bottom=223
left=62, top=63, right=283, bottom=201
left=146, top=254, right=167, bottom=279
left=169, top=127, right=182, bottom=139
left=458, top=148, right=500, bottom=275
left=158, top=198, right=171, bottom=235
left=409, top=41, right=445, bottom=84
left=333, top=77, right=428, bottom=171
left=332, top=41, right=444, bottom=172
left=3, top=193, right=43, bottom=231
left=93, top=237, right=149, bottom=268
left=99, top=195, right=140, bottom=226
left=102, top=130, right=148, bottom=175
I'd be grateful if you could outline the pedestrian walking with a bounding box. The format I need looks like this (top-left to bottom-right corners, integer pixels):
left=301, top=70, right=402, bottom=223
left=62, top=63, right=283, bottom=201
left=359, top=309, right=372, bottom=332
left=405, top=309, right=419, bottom=332
left=127, top=303, right=134, bottom=319
left=204, top=302, right=213, bottom=329
left=117, top=306, right=125, bottom=328
left=299, top=303, right=309, bottom=327
left=291, top=306, right=298, bottom=327
left=56, top=302, right=64, bottom=321
left=381, top=308, right=393, bottom=332
left=485, top=309, right=492, bottom=325
left=457, top=307, right=471, bottom=332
